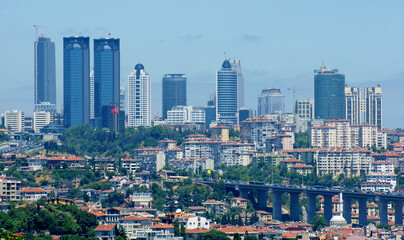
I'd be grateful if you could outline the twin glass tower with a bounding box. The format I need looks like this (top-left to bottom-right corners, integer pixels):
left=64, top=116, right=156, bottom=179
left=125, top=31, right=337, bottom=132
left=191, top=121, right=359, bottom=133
left=63, top=36, right=120, bottom=128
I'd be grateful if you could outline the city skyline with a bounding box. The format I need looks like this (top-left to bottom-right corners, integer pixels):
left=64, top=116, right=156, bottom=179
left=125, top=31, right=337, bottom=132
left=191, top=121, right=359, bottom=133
left=0, top=1, right=403, bottom=127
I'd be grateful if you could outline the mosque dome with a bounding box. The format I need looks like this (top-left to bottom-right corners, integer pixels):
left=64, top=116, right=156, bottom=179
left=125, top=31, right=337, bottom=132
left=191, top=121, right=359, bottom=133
left=329, top=215, right=347, bottom=227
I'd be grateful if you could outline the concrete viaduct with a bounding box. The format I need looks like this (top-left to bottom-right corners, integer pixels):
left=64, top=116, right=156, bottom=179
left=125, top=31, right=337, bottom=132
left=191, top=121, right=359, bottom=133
left=200, top=181, right=404, bottom=226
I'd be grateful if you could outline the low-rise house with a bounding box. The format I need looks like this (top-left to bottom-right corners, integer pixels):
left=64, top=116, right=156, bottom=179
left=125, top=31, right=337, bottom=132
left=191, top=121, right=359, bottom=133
left=120, top=216, right=152, bottom=239
left=289, top=164, right=313, bottom=175
left=148, top=224, right=180, bottom=240
left=110, top=176, right=129, bottom=191
left=0, top=176, right=21, bottom=201
left=105, top=207, right=121, bottom=224
left=187, top=206, right=207, bottom=216
left=94, top=157, right=115, bottom=172
left=121, top=158, right=140, bottom=173
left=257, top=210, right=272, bottom=222
left=131, top=192, right=152, bottom=208
left=94, top=224, right=116, bottom=240
left=230, top=197, right=247, bottom=209
left=179, top=215, right=210, bottom=229
left=185, top=229, right=210, bottom=240
left=20, top=187, right=50, bottom=201
left=202, top=200, right=229, bottom=216
left=168, top=158, right=214, bottom=174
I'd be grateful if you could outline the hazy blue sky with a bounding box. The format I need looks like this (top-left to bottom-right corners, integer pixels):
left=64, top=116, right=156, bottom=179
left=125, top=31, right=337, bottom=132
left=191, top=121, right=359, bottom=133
left=0, top=0, right=403, bottom=127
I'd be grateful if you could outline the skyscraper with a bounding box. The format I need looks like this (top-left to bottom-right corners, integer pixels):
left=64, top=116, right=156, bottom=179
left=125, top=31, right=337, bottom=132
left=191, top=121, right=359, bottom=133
left=314, top=66, right=345, bottom=119
left=34, top=37, right=56, bottom=105
left=228, top=59, right=244, bottom=109
left=257, top=89, right=285, bottom=116
left=216, top=59, right=238, bottom=125
left=345, top=87, right=361, bottom=125
left=89, top=70, right=94, bottom=120
left=94, top=38, right=120, bottom=127
left=364, top=86, right=383, bottom=129
left=63, top=36, right=90, bottom=128
left=128, top=64, right=151, bottom=127
left=162, top=74, right=186, bottom=119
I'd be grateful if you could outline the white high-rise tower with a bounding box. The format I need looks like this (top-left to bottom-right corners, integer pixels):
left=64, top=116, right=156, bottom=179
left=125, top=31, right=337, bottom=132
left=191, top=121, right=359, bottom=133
left=128, top=64, right=151, bottom=127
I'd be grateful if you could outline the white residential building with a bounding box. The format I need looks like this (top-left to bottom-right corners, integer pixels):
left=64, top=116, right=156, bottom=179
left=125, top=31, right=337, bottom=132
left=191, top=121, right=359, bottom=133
left=4, top=110, right=25, bottom=132
left=345, top=87, right=362, bottom=125
left=128, top=64, right=151, bottom=127
left=178, top=216, right=210, bottom=230
left=33, top=111, right=52, bottom=133
left=316, top=148, right=372, bottom=178
left=166, top=105, right=205, bottom=125
left=20, top=187, right=49, bottom=201
left=364, top=86, right=383, bottom=130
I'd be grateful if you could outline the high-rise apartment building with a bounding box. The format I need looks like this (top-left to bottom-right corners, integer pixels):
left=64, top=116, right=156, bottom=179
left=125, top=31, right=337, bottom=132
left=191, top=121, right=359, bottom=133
left=345, top=87, right=361, bottom=125
left=33, top=111, right=52, bottom=133
left=94, top=38, right=120, bottom=127
left=162, top=74, right=187, bottom=120
left=63, top=36, right=90, bottom=128
left=228, top=59, right=244, bottom=109
left=216, top=59, right=238, bottom=125
left=166, top=106, right=205, bottom=125
left=257, top=89, right=285, bottom=116
left=4, top=110, right=25, bottom=132
left=34, top=37, right=56, bottom=105
left=314, top=66, right=345, bottom=119
left=128, top=64, right=151, bottom=127
left=364, top=86, right=383, bottom=130
left=295, top=99, right=314, bottom=119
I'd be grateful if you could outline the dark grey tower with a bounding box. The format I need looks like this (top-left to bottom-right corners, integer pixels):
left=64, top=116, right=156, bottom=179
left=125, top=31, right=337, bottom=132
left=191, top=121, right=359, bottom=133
left=34, top=37, right=56, bottom=105
left=162, top=74, right=187, bottom=119
left=314, top=66, right=345, bottom=119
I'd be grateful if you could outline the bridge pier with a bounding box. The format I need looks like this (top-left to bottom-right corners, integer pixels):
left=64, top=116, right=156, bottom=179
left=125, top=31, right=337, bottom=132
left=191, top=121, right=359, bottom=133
left=272, top=191, right=283, bottom=221
left=395, top=201, right=403, bottom=225
left=307, top=193, right=317, bottom=223
left=239, top=189, right=249, bottom=200
left=290, top=192, right=300, bottom=221
left=323, top=195, right=333, bottom=223
left=358, top=198, right=368, bottom=226
left=379, top=199, right=388, bottom=225
left=257, top=190, right=268, bottom=209
left=343, top=195, right=352, bottom=224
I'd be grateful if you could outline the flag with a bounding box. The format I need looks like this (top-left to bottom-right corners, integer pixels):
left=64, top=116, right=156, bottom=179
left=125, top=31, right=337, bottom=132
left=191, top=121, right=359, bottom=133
left=111, top=107, right=118, bottom=114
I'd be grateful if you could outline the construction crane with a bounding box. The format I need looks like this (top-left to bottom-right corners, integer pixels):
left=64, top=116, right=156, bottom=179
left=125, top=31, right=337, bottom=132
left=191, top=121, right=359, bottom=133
left=287, top=86, right=312, bottom=113
left=33, top=24, right=47, bottom=41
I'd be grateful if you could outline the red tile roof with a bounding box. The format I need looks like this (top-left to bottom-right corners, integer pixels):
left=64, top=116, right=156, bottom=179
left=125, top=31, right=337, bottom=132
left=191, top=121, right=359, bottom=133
left=95, top=224, right=115, bottom=231
left=149, top=224, right=174, bottom=229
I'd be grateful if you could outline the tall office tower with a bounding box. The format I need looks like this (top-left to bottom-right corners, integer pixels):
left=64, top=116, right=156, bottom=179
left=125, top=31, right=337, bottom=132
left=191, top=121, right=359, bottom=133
left=207, top=92, right=216, bottom=107
left=120, top=87, right=125, bottom=111
left=228, top=59, right=244, bottom=109
left=216, top=59, right=238, bottom=125
left=34, top=37, right=56, bottom=105
left=94, top=38, right=120, bottom=127
left=239, top=107, right=253, bottom=122
left=295, top=99, right=314, bottom=119
left=257, top=89, right=285, bottom=116
left=89, top=71, right=94, bottom=120
left=162, top=74, right=187, bottom=119
left=345, top=87, right=361, bottom=125
left=314, top=66, right=345, bottom=119
left=63, top=36, right=90, bottom=128
left=4, top=110, right=25, bottom=132
left=364, top=86, right=383, bottom=129
left=128, top=64, right=151, bottom=127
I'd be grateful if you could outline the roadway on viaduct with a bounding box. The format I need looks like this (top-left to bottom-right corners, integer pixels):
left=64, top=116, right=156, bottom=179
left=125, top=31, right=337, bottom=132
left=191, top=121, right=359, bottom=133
left=199, top=180, right=404, bottom=226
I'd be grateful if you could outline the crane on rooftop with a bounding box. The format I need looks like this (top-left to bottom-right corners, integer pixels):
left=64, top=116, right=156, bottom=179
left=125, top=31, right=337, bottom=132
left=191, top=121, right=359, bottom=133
left=287, top=86, right=312, bottom=113
left=33, top=24, right=47, bottom=42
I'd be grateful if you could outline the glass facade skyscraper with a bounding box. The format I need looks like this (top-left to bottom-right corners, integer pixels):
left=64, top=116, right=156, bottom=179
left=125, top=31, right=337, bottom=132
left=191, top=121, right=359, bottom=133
left=63, top=36, right=90, bottom=128
left=314, top=66, right=345, bottom=119
left=94, top=38, right=120, bottom=127
left=257, top=88, right=285, bottom=116
left=34, top=37, right=56, bottom=105
left=162, top=74, right=187, bottom=120
left=216, top=59, right=238, bottom=125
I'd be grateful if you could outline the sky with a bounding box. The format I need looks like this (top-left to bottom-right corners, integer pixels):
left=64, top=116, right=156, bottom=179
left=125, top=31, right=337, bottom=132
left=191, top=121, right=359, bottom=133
left=0, top=0, right=403, bottom=128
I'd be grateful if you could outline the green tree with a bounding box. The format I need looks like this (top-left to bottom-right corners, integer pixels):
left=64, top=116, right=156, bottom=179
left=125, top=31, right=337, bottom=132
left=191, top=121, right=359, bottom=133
left=234, top=233, right=241, bottom=240
left=180, top=223, right=186, bottom=239
left=311, top=215, right=328, bottom=231
left=173, top=219, right=180, bottom=237
left=245, top=236, right=258, bottom=240
left=201, top=229, right=230, bottom=240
